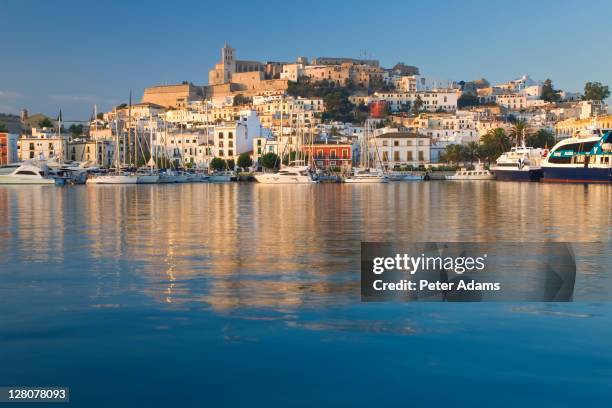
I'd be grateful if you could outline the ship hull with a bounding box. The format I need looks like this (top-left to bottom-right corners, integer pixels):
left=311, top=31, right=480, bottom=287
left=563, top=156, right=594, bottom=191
left=542, top=167, right=612, bottom=183
left=493, top=169, right=543, bottom=181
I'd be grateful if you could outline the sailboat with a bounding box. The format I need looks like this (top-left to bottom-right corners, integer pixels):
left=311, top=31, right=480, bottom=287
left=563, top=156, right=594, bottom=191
left=345, top=120, right=388, bottom=183
left=87, top=103, right=138, bottom=184
left=137, top=118, right=159, bottom=183
left=254, top=107, right=316, bottom=184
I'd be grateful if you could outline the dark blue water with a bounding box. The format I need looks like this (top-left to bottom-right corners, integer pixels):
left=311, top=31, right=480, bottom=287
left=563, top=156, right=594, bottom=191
left=1, top=182, right=611, bottom=407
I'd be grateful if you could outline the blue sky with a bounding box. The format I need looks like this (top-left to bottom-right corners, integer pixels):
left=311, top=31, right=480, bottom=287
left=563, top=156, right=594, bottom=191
left=1, top=0, right=611, bottom=120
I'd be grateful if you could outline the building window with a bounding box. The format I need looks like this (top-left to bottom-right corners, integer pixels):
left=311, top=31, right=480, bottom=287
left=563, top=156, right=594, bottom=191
left=228, top=132, right=233, bottom=139
left=418, top=151, right=424, bottom=161
left=219, top=150, right=224, bottom=156
left=219, top=132, right=223, bottom=138
left=228, top=141, right=234, bottom=148
left=382, top=152, right=389, bottom=162
left=228, top=150, right=233, bottom=156
left=394, top=140, right=399, bottom=147
left=407, top=151, right=413, bottom=161
left=393, top=151, right=400, bottom=162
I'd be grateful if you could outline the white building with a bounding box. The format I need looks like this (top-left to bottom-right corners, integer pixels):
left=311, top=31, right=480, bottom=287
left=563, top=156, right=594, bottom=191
left=17, top=128, right=68, bottom=161
left=212, top=110, right=263, bottom=160
left=280, top=63, right=305, bottom=81
left=372, top=132, right=431, bottom=168
left=496, top=94, right=527, bottom=110
left=368, top=90, right=459, bottom=112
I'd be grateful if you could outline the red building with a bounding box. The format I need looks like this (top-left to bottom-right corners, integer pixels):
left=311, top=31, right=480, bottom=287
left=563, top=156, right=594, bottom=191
left=0, top=133, right=18, bottom=165
left=369, top=100, right=388, bottom=118
left=303, top=142, right=352, bottom=169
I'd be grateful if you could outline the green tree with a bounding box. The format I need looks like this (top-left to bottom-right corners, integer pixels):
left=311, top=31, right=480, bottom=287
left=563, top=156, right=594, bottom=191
left=440, top=144, right=465, bottom=164
left=68, top=124, right=84, bottom=137
left=583, top=81, right=610, bottom=101
left=457, top=93, right=480, bottom=108
left=226, top=158, right=235, bottom=170
left=210, top=157, right=226, bottom=171
left=0, top=121, right=7, bottom=132
left=260, top=152, right=280, bottom=170
left=541, top=79, right=561, bottom=103
left=237, top=153, right=253, bottom=169
left=412, top=95, right=424, bottom=115
left=322, top=90, right=354, bottom=122
left=509, top=119, right=530, bottom=145
left=526, top=129, right=555, bottom=148
left=479, top=128, right=511, bottom=162
left=38, top=117, right=53, bottom=128
left=463, top=142, right=481, bottom=163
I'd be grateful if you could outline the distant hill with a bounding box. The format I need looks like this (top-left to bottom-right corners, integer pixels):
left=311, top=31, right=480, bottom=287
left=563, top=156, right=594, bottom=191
left=0, top=113, right=22, bottom=134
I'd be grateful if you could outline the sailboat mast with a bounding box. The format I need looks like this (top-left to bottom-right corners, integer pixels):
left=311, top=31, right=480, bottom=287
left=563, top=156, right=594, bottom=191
left=94, top=104, right=98, bottom=166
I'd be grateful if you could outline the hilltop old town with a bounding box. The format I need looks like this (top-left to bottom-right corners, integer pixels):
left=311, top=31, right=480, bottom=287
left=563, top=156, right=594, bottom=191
left=1, top=43, right=610, bottom=174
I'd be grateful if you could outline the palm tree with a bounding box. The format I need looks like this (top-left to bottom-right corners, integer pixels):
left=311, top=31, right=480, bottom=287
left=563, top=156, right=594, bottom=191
left=480, top=128, right=511, bottom=162
left=464, top=142, right=481, bottom=164
left=509, top=119, right=529, bottom=146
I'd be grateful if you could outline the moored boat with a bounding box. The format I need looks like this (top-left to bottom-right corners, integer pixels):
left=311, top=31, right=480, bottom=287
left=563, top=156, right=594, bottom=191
left=542, top=130, right=612, bottom=183
left=254, top=166, right=316, bottom=184
left=446, top=163, right=494, bottom=180
left=86, top=172, right=138, bottom=184
left=0, top=161, right=61, bottom=185
left=344, top=168, right=388, bottom=183
left=491, top=146, right=545, bottom=182
left=209, top=171, right=236, bottom=182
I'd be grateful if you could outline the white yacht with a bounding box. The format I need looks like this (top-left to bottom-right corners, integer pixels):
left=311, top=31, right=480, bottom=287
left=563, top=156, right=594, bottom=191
left=387, top=171, right=424, bottom=181
left=254, top=166, right=316, bottom=184
left=209, top=171, right=235, bottom=182
left=0, top=161, right=60, bottom=185
left=491, top=146, right=545, bottom=181
left=86, top=172, right=138, bottom=184
left=446, top=163, right=494, bottom=180
left=345, top=168, right=389, bottom=183
left=136, top=171, right=160, bottom=184
left=158, top=170, right=181, bottom=183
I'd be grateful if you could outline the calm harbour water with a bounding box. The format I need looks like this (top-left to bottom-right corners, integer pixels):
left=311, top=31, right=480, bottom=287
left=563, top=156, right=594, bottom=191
left=0, top=182, right=611, bottom=407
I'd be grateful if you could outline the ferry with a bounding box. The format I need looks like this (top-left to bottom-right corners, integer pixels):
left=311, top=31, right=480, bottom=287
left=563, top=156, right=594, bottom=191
left=491, top=146, right=545, bottom=181
left=542, top=130, right=612, bottom=183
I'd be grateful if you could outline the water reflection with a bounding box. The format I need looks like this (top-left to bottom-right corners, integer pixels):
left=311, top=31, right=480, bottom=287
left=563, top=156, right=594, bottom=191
left=0, top=182, right=610, bottom=313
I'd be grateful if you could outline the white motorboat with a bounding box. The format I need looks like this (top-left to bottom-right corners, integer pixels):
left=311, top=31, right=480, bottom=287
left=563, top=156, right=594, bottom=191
left=254, top=166, right=316, bottom=184
left=446, top=163, right=494, bottom=180
left=0, top=161, right=60, bottom=185
left=86, top=172, right=138, bottom=184
left=209, top=171, right=235, bottom=182
left=184, top=172, right=201, bottom=183
left=136, top=173, right=160, bottom=184
left=159, top=170, right=179, bottom=183
left=344, top=168, right=388, bottom=183
left=387, top=171, right=424, bottom=181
